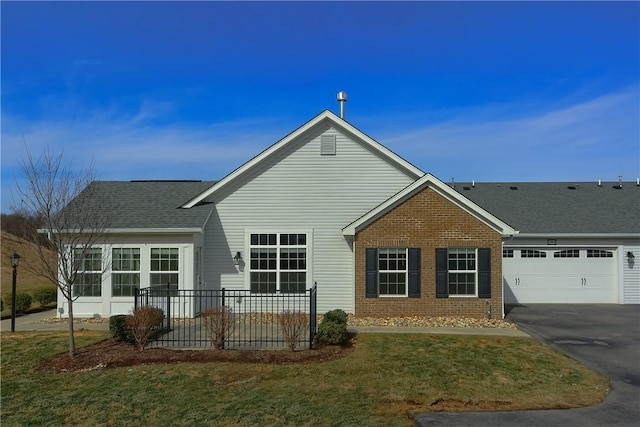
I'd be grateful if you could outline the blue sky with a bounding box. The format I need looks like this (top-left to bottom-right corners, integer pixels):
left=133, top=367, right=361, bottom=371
left=2, top=1, right=639, bottom=213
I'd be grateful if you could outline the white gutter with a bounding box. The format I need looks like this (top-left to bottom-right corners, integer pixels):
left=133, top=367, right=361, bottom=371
left=38, top=228, right=204, bottom=234
left=514, top=233, right=640, bottom=239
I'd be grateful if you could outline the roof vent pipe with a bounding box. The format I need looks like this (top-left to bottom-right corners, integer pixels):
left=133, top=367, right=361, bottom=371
left=598, top=179, right=602, bottom=187
left=619, top=175, right=623, bottom=188
left=337, top=91, right=347, bottom=119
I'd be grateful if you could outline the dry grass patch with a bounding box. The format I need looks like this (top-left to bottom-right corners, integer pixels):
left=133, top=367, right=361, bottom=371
left=0, top=331, right=609, bottom=426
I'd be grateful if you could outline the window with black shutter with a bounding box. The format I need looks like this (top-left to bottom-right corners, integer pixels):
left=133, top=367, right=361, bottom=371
left=435, top=248, right=491, bottom=298
left=365, top=247, right=420, bottom=297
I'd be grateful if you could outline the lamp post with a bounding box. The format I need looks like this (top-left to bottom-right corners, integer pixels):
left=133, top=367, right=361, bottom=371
left=11, top=252, right=21, bottom=332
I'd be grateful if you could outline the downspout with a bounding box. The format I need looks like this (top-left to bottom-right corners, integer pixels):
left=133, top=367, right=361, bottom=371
left=502, top=233, right=516, bottom=319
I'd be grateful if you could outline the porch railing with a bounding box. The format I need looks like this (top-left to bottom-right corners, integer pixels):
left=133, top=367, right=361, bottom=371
left=134, top=285, right=317, bottom=349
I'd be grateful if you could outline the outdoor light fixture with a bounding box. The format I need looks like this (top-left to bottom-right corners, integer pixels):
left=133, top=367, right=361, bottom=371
left=10, top=252, right=21, bottom=333
left=233, top=251, right=242, bottom=266
left=628, top=252, right=635, bottom=259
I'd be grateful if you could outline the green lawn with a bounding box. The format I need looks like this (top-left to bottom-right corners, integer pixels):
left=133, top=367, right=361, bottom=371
left=0, top=331, right=609, bottom=426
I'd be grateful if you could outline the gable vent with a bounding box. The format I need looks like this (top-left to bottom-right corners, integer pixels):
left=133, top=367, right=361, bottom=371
left=321, top=135, right=336, bottom=156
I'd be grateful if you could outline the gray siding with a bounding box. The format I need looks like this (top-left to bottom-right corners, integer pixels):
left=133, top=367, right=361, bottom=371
left=202, top=124, right=418, bottom=313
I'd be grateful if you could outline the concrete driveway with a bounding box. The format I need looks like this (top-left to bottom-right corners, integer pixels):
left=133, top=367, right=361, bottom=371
left=414, top=304, right=640, bottom=427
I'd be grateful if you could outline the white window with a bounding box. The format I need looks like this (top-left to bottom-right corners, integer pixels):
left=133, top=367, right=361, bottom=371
left=448, top=248, right=476, bottom=296
left=378, top=248, right=407, bottom=296
left=587, top=250, right=613, bottom=258
left=249, top=233, right=307, bottom=293
left=73, top=248, right=102, bottom=297
left=554, top=249, right=580, bottom=258
left=150, top=248, right=179, bottom=292
left=503, top=249, right=514, bottom=258
left=112, top=248, right=141, bottom=297
left=521, top=249, right=547, bottom=258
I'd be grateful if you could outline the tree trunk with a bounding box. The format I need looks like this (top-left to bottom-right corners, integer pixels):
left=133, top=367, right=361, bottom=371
left=67, top=297, right=76, bottom=357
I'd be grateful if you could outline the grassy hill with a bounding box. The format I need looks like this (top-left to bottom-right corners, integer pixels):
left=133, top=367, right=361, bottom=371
left=1, top=231, right=56, bottom=296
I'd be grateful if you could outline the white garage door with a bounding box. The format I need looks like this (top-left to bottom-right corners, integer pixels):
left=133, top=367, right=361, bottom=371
left=503, top=248, right=617, bottom=304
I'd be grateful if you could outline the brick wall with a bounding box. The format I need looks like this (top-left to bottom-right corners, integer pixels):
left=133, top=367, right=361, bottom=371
left=354, top=187, right=503, bottom=318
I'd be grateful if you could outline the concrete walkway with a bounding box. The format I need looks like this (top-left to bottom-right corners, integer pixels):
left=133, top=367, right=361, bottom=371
left=0, top=309, right=109, bottom=332
left=348, top=325, right=528, bottom=337
left=1, top=310, right=528, bottom=337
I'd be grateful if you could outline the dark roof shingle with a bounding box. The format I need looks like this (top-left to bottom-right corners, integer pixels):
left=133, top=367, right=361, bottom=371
left=456, top=181, right=640, bottom=234
left=67, top=181, right=216, bottom=230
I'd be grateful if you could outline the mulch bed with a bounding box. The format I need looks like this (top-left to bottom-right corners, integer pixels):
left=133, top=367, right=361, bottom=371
left=41, top=337, right=355, bottom=373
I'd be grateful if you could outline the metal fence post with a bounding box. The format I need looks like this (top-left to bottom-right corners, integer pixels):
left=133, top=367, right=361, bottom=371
left=221, top=288, right=226, bottom=349
left=166, top=283, right=171, bottom=330
left=309, top=282, right=317, bottom=349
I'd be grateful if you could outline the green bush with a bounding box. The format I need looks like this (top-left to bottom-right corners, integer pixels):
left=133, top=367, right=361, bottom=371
left=315, top=309, right=350, bottom=347
left=3, top=292, right=33, bottom=314
left=316, top=318, right=349, bottom=346
left=322, top=309, right=348, bottom=325
left=32, top=287, right=57, bottom=306
left=109, top=314, right=134, bottom=343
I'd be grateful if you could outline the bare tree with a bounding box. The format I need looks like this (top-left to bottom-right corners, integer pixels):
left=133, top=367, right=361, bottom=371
left=12, top=146, right=109, bottom=357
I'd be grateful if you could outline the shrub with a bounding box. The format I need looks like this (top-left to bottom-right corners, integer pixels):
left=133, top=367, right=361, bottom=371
left=109, top=314, right=134, bottom=343
left=202, top=306, right=235, bottom=350
left=314, top=309, right=350, bottom=347
left=126, top=306, right=164, bottom=351
left=3, top=292, right=33, bottom=314
left=279, top=311, right=309, bottom=351
left=32, top=287, right=57, bottom=306
left=322, top=309, right=348, bottom=325
left=316, top=320, right=349, bottom=346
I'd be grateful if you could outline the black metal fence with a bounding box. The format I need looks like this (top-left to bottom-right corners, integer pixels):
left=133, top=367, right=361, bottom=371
left=135, top=285, right=317, bottom=349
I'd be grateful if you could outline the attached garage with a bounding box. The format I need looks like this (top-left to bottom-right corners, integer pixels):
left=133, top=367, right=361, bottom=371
left=456, top=181, right=639, bottom=305
left=503, top=247, right=617, bottom=304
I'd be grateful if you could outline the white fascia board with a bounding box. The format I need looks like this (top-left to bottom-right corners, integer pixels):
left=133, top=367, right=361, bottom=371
left=513, top=233, right=640, bottom=239
left=41, top=228, right=204, bottom=234
left=343, top=173, right=518, bottom=237
left=182, top=110, right=424, bottom=208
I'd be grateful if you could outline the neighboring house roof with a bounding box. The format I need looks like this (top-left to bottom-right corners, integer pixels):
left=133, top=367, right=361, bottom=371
left=343, top=173, right=518, bottom=237
left=60, top=181, right=216, bottom=233
left=455, top=181, right=640, bottom=236
left=182, top=110, right=424, bottom=208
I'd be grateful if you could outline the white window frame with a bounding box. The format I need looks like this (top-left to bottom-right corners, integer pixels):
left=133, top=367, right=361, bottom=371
left=246, top=231, right=311, bottom=294
left=73, top=247, right=103, bottom=297
left=378, top=248, right=408, bottom=297
left=553, top=249, right=580, bottom=258
left=521, top=249, right=547, bottom=258
left=149, top=247, right=180, bottom=292
left=448, top=248, right=478, bottom=297
left=111, top=247, right=141, bottom=297
left=587, top=249, right=613, bottom=258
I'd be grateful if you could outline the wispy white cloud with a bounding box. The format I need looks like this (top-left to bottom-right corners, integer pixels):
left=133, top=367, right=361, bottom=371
left=1, top=101, right=287, bottom=211
left=2, top=85, right=638, bottom=213
left=372, top=84, right=640, bottom=182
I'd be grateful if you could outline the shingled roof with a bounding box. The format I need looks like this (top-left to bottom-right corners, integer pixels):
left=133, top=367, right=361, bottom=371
left=65, top=180, right=216, bottom=231
left=455, top=181, right=640, bottom=235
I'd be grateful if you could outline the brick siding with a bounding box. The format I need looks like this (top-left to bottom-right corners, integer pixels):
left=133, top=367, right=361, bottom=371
left=355, top=187, right=503, bottom=318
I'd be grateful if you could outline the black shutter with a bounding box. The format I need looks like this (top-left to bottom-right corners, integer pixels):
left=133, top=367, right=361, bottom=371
left=365, top=248, right=378, bottom=298
left=436, top=248, right=448, bottom=298
left=478, top=248, right=491, bottom=298
left=408, top=248, right=421, bottom=298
